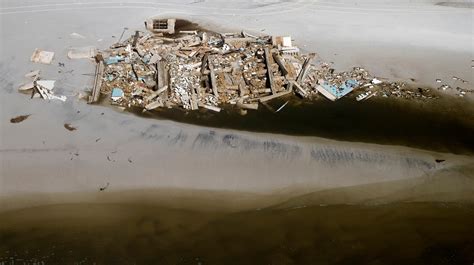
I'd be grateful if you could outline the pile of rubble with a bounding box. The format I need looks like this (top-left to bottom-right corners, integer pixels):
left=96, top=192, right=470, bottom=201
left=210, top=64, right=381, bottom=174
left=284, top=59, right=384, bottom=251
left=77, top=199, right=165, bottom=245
left=86, top=18, right=440, bottom=112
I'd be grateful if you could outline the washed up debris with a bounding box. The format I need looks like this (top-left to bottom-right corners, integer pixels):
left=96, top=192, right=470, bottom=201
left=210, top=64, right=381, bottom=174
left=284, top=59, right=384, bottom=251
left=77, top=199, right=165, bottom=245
left=67, top=46, right=97, bottom=59
left=275, top=101, right=289, bottom=113
left=34, top=80, right=67, bottom=102
left=356, top=91, right=372, bottom=101
left=10, top=114, right=30, bottom=123
left=70, top=32, right=86, bottom=39
left=111, top=88, right=124, bottom=101
left=85, top=18, right=442, bottom=114
left=18, top=82, right=35, bottom=91
left=371, top=78, right=382, bottom=85
left=145, top=18, right=176, bottom=34
left=64, top=123, right=77, bottom=131
left=25, top=70, right=40, bottom=79
left=99, top=182, right=110, bottom=191
left=30, top=48, right=54, bottom=64
left=316, top=79, right=358, bottom=101
left=18, top=70, right=67, bottom=101
left=37, top=80, right=55, bottom=90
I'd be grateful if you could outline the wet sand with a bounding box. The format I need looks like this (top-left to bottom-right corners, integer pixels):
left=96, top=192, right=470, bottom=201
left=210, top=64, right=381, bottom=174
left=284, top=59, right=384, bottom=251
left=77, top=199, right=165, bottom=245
left=1, top=201, right=474, bottom=265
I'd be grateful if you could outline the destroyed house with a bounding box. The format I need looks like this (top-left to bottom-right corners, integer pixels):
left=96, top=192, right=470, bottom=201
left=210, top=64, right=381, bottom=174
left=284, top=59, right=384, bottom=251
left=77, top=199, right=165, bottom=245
left=145, top=18, right=176, bottom=34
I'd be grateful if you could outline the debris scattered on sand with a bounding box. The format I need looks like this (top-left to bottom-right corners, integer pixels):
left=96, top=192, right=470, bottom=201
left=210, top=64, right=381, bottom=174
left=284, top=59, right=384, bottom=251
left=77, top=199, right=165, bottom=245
left=99, top=182, right=110, bottom=191
left=18, top=71, right=67, bottom=101
left=70, top=32, right=86, bottom=39
left=25, top=70, right=40, bottom=79
left=10, top=115, right=31, bottom=123
left=67, top=46, right=97, bottom=59
left=30, top=48, right=55, bottom=64
left=22, top=18, right=461, bottom=116
left=86, top=18, right=443, bottom=114
left=435, top=159, right=446, bottom=163
left=18, top=82, right=35, bottom=91
left=64, top=123, right=77, bottom=131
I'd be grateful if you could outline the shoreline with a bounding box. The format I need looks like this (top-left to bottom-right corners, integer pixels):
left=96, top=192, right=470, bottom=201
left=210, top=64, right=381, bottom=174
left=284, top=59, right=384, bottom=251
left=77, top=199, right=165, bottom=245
left=2, top=132, right=473, bottom=213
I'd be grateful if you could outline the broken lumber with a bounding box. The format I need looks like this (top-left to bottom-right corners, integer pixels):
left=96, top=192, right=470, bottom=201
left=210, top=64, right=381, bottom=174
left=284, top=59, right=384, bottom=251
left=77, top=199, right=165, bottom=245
left=296, top=54, right=314, bottom=84
left=258, top=90, right=292, bottom=102
left=292, top=81, right=309, bottom=98
left=272, top=53, right=288, bottom=76
left=264, top=47, right=276, bottom=94
left=208, top=55, right=219, bottom=98
left=89, top=60, right=104, bottom=103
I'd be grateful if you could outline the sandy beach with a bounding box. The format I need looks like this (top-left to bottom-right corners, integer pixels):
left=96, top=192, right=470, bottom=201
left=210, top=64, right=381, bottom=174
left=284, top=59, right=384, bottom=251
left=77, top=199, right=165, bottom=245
left=1, top=0, right=473, bottom=263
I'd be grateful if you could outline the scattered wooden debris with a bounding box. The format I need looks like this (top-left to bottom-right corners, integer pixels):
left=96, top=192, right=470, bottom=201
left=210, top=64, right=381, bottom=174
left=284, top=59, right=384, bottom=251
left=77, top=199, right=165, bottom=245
left=75, top=18, right=441, bottom=115
left=99, top=182, right=110, bottom=191
left=10, top=115, right=31, bottom=123
left=30, top=49, right=55, bottom=64
left=64, top=123, right=77, bottom=131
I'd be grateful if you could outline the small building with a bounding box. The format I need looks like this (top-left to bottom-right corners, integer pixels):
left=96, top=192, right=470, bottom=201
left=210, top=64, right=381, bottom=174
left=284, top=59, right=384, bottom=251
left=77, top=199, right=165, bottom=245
left=145, top=18, right=176, bottom=34
left=111, top=88, right=124, bottom=101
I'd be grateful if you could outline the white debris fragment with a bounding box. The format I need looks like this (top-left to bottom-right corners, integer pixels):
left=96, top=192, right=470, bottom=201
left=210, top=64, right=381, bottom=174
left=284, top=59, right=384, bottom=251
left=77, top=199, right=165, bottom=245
left=67, top=46, right=97, bottom=59
left=30, top=49, right=55, bottom=64
left=145, top=100, right=163, bottom=110
left=36, top=80, right=55, bottom=90
left=25, top=70, right=40, bottom=79
left=371, top=78, right=382, bottom=85
left=436, top=79, right=442, bottom=83
left=18, top=82, right=35, bottom=91
left=200, top=104, right=221, bottom=112
left=70, top=32, right=86, bottom=39
left=35, top=80, right=66, bottom=102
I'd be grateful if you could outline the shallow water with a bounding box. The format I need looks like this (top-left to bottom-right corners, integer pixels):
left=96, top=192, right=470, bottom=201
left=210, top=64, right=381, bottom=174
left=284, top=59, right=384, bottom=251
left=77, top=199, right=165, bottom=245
left=126, top=95, right=474, bottom=155
left=1, top=202, right=473, bottom=265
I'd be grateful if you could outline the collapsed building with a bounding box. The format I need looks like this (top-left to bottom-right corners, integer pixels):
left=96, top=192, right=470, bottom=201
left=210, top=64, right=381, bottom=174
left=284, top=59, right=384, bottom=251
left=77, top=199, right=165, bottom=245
left=86, top=18, right=438, bottom=112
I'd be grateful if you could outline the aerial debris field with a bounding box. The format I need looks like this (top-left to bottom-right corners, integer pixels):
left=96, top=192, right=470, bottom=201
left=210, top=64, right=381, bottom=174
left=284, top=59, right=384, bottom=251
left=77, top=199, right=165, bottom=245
left=19, top=18, right=471, bottom=114
left=91, top=18, right=440, bottom=114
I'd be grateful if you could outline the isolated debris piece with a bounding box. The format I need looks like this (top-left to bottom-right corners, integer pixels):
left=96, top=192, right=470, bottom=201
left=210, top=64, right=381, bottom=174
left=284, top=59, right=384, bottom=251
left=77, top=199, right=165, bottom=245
left=68, top=46, right=97, bottom=59
left=25, top=70, right=40, bottom=79
left=70, top=32, right=86, bottom=39
left=30, top=49, right=55, bottom=64
left=36, top=80, right=55, bottom=90
left=10, top=115, right=30, bottom=123
left=64, top=123, right=77, bottom=131
left=275, top=101, right=289, bottom=113
left=18, top=82, right=35, bottom=91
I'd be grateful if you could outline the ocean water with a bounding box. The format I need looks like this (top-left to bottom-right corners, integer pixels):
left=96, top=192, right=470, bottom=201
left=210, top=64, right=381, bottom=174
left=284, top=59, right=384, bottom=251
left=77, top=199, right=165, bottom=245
left=1, top=202, right=473, bottom=265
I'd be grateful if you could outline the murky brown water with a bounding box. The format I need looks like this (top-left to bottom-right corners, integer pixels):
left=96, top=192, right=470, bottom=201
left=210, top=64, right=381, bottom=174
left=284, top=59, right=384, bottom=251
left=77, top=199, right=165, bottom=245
left=122, top=94, right=474, bottom=155
left=1, top=202, right=473, bottom=265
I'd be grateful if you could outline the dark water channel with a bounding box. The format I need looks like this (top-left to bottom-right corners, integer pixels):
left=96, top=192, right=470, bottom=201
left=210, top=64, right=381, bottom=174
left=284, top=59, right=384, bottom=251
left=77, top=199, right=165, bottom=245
left=130, top=95, right=474, bottom=155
